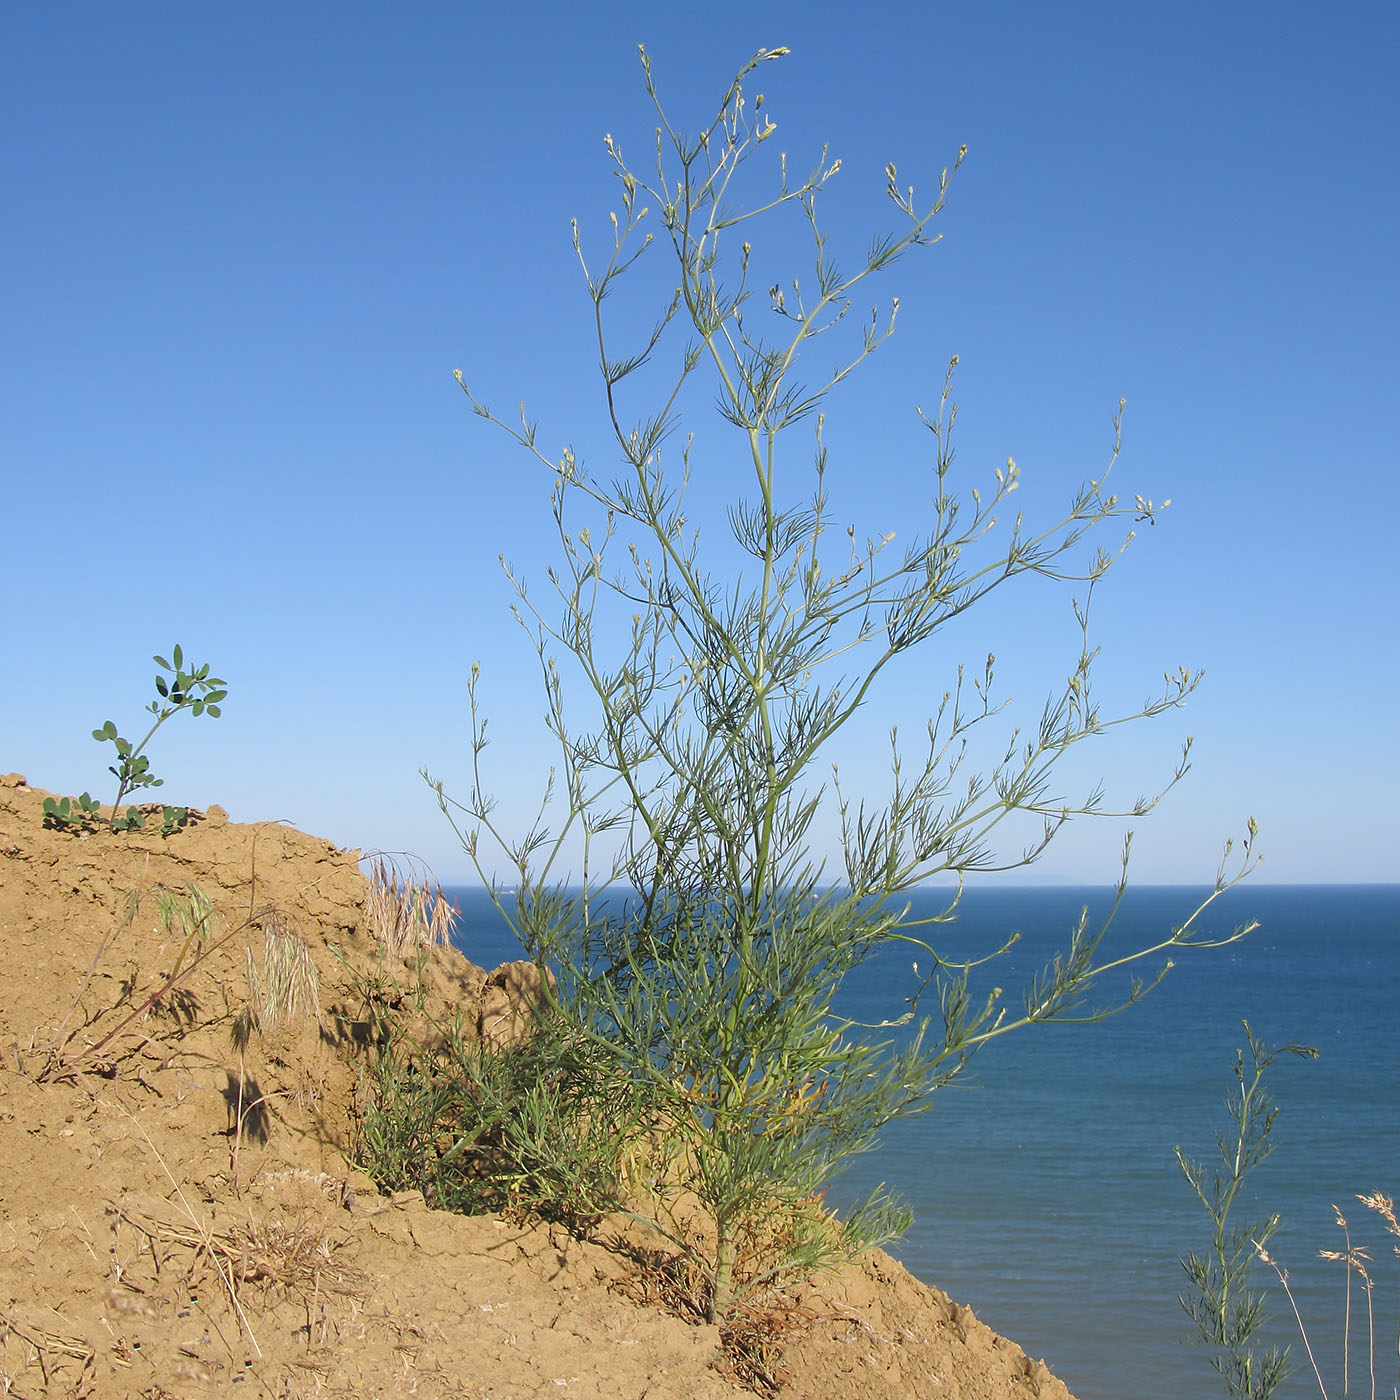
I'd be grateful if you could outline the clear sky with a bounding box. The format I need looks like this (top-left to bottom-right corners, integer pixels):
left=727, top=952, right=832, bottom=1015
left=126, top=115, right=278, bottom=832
left=4, top=3, right=1396, bottom=886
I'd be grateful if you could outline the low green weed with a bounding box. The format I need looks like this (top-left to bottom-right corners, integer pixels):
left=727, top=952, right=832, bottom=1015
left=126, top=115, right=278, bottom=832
left=346, top=871, right=622, bottom=1223
left=41, top=792, right=102, bottom=832
left=357, top=1010, right=641, bottom=1228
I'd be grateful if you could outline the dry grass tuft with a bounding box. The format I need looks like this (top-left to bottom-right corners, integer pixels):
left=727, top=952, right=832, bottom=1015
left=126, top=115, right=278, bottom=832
left=111, top=1204, right=367, bottom=1307
left=605, top=1236, right=821, bottom=1397
left=717, top=1296, right=827, bottom=1398
left=608, top=1238, right=713, bottom=1324
left=1256, top=1188, right=1400, bottom=1400
left=364, top=856, right=458, bottom=958
left=237, top=918, right=321, bottom=1043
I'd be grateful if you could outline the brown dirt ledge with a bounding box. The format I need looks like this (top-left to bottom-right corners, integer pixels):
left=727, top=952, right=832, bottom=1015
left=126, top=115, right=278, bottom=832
left=0, top=774, right=1076, bottom=1400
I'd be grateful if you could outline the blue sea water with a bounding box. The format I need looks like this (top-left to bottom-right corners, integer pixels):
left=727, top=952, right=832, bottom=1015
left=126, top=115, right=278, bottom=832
left=444, top=884, right=1400, bottom=1400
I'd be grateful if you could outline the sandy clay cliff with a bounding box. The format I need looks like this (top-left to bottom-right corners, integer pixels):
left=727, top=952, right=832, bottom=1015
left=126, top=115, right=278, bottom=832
left=0, top=773, right=1076, bottom=1400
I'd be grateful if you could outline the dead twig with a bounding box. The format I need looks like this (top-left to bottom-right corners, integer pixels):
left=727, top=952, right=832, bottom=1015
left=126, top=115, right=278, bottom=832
left=0, top=1306, right=96, bottom=1390
left=42, top=901, right=279, bottom=1082
left=116, top=1111, right=263, bottom=1359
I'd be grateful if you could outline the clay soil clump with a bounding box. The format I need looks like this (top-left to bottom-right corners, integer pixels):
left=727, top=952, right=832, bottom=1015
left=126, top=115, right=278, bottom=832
left=0, top=774, right=1076, bottom=1399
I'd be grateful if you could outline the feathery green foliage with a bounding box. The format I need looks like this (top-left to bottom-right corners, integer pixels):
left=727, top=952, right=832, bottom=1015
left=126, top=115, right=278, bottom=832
left=427, top=44, right=1260, bottom=1321
left=1177, top=1021, right=1318, bottom=1399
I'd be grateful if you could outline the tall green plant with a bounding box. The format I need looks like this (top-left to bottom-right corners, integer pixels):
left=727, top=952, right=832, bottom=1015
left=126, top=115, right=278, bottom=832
left=1177, top=1022, right=1318, bottom=1400
left=89, top=644, right=227, bottom=830
left=428, top=45, right=1260, bottom=1321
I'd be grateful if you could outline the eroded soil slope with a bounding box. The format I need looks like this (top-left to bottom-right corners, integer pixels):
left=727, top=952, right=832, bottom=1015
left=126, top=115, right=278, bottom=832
left=0, top=774, right=1075, bottom=1399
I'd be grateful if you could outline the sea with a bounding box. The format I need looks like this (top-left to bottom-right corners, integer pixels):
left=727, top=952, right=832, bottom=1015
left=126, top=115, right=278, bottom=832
left=443, top=883, right=1400, bottom=1400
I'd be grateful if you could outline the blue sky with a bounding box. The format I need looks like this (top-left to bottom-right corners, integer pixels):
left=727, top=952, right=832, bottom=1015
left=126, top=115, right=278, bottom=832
left=4, top=2, right=1396, bottom=885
